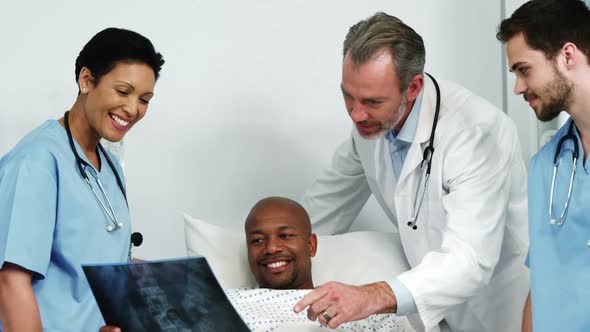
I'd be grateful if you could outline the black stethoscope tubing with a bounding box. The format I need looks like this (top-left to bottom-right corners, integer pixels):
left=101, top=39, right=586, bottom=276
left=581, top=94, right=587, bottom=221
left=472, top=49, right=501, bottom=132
left=64, top=110, right=127, bottom=204
left=423, top=72, right=441, bottom=174
left=406, top=73, right=441, bottom=230
left=554, top=121, right=578, bottom=164
left=63, top=111, right=141, bottom=249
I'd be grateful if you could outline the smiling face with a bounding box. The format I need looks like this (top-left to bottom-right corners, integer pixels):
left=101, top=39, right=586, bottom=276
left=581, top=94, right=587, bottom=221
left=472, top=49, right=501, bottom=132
left=341, top=50, right=410, bottom=139
left=79, top=61, right=156, bottom=143
left=245, top=198, right=317, bottom=290
left=507, top=33, right=572, bottom=122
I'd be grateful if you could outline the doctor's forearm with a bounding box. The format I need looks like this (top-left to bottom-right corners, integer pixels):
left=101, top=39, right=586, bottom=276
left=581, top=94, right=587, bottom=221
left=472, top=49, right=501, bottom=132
left=0, top=263, right=42, bottom=332
left=522, top=290, right=532, bottom=332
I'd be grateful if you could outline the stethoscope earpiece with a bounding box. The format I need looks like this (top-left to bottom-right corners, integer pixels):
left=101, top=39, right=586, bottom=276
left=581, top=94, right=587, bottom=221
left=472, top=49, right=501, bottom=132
left=407, top=221, right=418, bottom=230
left=106, top=223, right=124, bottom=232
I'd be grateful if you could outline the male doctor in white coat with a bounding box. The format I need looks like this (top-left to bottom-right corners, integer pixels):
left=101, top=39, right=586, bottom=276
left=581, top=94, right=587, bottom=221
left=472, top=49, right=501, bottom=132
left=293, top=12, right=530, bottom=332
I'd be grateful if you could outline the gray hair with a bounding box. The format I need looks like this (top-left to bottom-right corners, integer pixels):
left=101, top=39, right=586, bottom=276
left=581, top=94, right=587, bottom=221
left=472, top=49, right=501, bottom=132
left=343, top=12, right=425, bottom=92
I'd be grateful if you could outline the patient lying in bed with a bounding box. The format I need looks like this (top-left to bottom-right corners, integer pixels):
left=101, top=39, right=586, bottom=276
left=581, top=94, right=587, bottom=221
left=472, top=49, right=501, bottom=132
left=225, top=197, right=412, bottom=332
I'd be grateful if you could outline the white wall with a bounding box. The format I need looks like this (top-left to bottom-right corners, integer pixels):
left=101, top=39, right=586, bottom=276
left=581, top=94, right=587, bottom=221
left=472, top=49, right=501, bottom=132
left=0, top=0, right=504, bottom=260
left=502, top=0, right=538, bottom=162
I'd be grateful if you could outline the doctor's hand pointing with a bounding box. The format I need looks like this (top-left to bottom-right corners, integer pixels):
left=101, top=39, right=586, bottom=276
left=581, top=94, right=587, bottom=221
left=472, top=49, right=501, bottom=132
left=293, top=281, right=397, bottom=328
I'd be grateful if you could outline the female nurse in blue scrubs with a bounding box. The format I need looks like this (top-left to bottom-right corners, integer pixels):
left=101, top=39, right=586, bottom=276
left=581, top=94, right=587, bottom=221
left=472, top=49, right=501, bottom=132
left=0, top=28, right=164, bottom=331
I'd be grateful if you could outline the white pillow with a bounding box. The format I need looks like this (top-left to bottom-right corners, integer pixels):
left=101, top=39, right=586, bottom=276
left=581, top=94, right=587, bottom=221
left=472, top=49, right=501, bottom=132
left=184, top=213, right=410, bottom=289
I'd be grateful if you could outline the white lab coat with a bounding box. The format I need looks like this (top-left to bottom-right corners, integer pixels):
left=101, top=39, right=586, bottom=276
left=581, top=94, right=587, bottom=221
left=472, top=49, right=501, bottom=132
left=302, top=78, right=530, bottom=332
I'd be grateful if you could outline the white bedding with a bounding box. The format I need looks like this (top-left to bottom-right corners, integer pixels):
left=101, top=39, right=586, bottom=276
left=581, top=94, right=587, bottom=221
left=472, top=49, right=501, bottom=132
left=225, top=288, right=414, bottom=332
left=183, top=215, right=411, bottom=289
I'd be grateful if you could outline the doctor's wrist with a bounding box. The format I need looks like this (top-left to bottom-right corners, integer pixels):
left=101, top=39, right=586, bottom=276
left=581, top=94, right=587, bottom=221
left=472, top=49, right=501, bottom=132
left=364, top=282, right=397, bottom=314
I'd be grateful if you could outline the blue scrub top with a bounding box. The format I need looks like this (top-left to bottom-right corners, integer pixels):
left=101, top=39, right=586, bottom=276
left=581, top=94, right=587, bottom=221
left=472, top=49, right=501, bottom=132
left=0, top=120, right=131, bottom=331
left=527, top=117, right=590, bottom=331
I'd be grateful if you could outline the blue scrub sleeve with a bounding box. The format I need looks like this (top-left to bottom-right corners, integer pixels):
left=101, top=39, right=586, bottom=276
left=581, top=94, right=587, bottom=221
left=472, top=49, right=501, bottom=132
left=387, top=277, right=417, bottom=315
left=0, top=157, right=57, bottom=279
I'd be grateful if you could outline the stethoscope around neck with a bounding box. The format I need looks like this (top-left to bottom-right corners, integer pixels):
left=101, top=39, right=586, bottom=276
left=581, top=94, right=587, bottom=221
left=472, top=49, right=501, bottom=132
left=406, top=73, right=441, bottom=230
left=549, top=120, right=578, bottom=226
left=64, top=110, right=128, bottom=232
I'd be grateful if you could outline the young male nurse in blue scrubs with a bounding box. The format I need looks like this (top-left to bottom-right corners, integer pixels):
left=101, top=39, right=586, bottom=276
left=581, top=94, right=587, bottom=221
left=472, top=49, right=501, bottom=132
left=498, top=0, right=590, bottom=331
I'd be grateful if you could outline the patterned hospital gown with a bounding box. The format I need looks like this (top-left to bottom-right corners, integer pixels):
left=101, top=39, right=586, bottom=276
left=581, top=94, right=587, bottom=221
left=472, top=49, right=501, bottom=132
left=225, top=288, right=412, bottom=332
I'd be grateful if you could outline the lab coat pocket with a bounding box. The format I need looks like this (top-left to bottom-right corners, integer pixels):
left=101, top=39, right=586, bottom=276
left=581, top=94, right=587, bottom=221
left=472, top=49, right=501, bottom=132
left=400, top=199, right=446, bottom=265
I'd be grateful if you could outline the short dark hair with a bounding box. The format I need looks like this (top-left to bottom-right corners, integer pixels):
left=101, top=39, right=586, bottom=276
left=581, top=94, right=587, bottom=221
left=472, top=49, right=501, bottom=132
left=75, top=27, right=165, bottom=86
left=497, top=0, right=590, bottom=61
left=343, top=12, right=425, bottom=93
